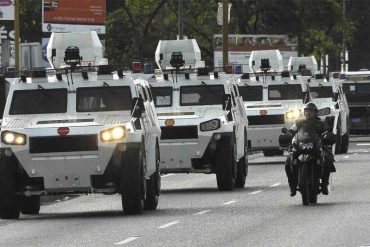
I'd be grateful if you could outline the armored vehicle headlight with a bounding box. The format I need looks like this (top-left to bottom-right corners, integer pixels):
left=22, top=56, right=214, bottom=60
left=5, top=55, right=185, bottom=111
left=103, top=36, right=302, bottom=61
left=100, top=126, right=126, bottom=142
left=286, top=109, right=301, bottom=119
left=1, top=131, right=27, bottom=145
left=200, top=119, right=221, bottom=132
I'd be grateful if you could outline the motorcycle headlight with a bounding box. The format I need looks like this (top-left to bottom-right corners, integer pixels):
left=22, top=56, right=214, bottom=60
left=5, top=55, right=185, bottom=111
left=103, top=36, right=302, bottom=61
left=286, top=109, right=301, bottom=119
left=100, top=126, right=126, bottom=142
left=200, top=119, right=220, bottom=132
left=299, top=142, right=314, bottom=150
left=1, top=131, right=27, bottom=145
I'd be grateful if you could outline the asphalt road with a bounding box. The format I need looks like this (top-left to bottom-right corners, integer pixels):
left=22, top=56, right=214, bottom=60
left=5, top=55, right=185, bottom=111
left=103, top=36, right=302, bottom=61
left=1, top=138, right=370, bottom=247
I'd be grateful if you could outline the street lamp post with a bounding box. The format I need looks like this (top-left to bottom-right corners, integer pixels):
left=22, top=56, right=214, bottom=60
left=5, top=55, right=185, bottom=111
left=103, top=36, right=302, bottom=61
left=178, top=0, right=184, bottom=40
left=222, top=0, right=229, bottom=68
left=14, top=0, right=20, bottom=70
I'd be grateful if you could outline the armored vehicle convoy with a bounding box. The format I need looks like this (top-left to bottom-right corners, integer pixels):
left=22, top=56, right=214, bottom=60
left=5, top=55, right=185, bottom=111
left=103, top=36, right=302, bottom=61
left=148, top=39, right=249, bottom=191
left=0, top=32, right=161, bottom=219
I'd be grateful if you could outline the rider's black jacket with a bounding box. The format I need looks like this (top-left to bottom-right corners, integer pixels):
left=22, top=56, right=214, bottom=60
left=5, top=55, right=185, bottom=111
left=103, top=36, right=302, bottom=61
left=288, top=117, right=328, bottom=139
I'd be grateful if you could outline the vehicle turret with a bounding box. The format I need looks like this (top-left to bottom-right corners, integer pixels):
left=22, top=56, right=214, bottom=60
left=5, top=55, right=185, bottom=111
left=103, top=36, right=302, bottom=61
left=288, top=56, right=318, bottom=74
left=249, top=50, right=284, bottom=73
left=47, top=31, right=105, bottom=69
left=155, top=39, right=203, bottom=70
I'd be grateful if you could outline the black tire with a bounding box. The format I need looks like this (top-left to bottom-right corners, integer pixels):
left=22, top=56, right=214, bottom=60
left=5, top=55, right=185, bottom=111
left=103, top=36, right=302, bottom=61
left=120, top=142, right=146, bottom=215
left=309, top=194, right=317, bottom=204
left=298, top=164, right=310, bottom=206
left=341, top=133, right=349, bottom=154
left=215, top=135, right=236, bottom=191
left=335, top=120, right=342, bottom=154
left=300, top=182, right=310, bottom=206
left=144, top=144, right=160, bottom=210
left=20, top=196, right=40, bottom=215
left=235, top=132, right=248, bottom=188
left=0, top=156, right=20, bottom=219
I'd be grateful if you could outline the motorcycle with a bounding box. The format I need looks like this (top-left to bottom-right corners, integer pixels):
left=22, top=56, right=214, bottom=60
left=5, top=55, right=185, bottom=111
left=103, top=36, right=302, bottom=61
left=279, top=108, right=336, bottom=205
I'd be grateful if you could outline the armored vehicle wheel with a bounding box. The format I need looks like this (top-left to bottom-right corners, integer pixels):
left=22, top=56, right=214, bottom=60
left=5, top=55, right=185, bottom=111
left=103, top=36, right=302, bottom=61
left=341, top=133, right=349, bottom=154
left=215, top=135, right=236, bottom=191
left=20, top=196, right=40, bottom=215
left=144, top=145, right=160, bottom=210
left=263, top=149, right=284, bottom=156
left=235, top=133, right=248, bottom=188
left=0, top=156, right=20, bottom=219
left=120, top=142, right=146, bottom=215
left=335, top=120, right=342, bottom=154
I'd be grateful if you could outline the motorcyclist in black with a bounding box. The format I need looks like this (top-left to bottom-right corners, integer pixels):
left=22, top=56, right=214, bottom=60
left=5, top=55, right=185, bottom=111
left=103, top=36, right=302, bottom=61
left=284, top=102, right=336, bottom=197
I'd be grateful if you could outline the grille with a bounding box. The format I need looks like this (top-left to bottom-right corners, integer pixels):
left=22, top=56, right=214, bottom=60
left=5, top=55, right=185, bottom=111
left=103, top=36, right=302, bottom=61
left=248, top=115, right=285, bottom=125
left=161, top=126, right=198, bottom=140
left=29, top=135, right=98, bottom=153
left=349, top=106, right=368, bottom=118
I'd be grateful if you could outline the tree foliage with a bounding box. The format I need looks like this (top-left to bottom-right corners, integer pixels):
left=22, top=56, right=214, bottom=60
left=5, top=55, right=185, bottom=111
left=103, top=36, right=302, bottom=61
left=13, top=0, right=370, bottom=70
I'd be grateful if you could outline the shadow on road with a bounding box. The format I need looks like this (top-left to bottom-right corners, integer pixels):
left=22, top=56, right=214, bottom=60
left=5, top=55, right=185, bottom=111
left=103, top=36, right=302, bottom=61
left=161, top=186, right=268, bottom=194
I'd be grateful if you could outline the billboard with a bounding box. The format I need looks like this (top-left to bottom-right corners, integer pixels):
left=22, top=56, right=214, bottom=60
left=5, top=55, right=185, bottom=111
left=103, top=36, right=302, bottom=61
left=0, top=0, right=14, bottom=21
left=213, top=34, right=298, bottom=72
left=42, top=0, right=106, bottom=34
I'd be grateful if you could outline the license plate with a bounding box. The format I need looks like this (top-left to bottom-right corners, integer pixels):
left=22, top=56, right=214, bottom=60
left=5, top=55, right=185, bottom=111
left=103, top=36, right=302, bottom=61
left=351, top=118, right=361, bottom=124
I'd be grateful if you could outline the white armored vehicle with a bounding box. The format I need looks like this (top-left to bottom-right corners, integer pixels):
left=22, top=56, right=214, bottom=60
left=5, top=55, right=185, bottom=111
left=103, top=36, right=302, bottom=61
left=147, top=39, right=249, bottom=191
left=289, top=56, right=349, bottom=153
left=236, top=50, right=307, bottom=156
left=337, top=71, right=370, bottom=135
left=0, top=32, right=161, bottom=219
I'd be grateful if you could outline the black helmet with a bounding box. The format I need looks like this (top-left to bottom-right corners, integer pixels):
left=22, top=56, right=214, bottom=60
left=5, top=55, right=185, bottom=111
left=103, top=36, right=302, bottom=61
left=303, top=102, right=318, bottom=113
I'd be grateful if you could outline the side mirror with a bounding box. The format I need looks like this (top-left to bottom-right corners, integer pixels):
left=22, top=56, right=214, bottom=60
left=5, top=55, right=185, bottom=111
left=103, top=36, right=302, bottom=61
left=222, top=94, right=232, bottom=111
left=131, top=97, right=144, bottom=118
left=281, top=127, right=288, bottom=134
left=317, top=107, right=331, bottom=116
left=332, top=93, right=339, bottom=102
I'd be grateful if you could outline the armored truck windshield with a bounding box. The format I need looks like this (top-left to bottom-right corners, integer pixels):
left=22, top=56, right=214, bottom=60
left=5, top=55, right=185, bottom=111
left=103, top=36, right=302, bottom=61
left=343, top=83, right=370, bottom=102
left=268, top=84, right=302, bottom=100
left=309, top=86, right=333, bottom=99
left=10, top=88, right=68, bottom=115
left=150, top=86, right=173, bottom=107
left=238, top=85, right=263, bottom=101
left=76, top=86, right=132, bottom=112
left=180, top=85, right=224, bottom=106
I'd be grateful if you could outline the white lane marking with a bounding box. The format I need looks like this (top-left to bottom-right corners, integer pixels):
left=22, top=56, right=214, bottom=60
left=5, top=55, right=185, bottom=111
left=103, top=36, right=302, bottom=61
left=161, top=174, right=174, bottom=178
left=343, top=155, right=350, bottom=159
left=363, top=150, right=369, bottom=153
left=249, top=190, right=262, bottom=195
left=270, top=183, right=281, bottom=187
left=357, top=143, right=370, bottom=146
left=114, top=236, right=140, bottom=245
left=158, top=220, right=180, bottom=229
left=194, top=210, right=211, bottom=215
left=223, top=200, right=236, bottom=205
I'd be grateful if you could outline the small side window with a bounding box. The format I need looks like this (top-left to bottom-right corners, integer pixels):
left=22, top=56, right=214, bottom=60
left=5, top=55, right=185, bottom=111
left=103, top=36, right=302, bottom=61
left=233, top=85, right=239, bottom=96
left=145, top=86, right=153, bottom=101
left=141, top=86, right=148, bottom=101
left=231, top=92, right=237, bottom=106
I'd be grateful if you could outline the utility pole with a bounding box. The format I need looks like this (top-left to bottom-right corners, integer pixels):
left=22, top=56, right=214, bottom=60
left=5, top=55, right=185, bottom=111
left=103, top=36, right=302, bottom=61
left=342, top=0, right=346, bottom=72
left=14, top=0, right=20, bottom=70
left=178, top=0, right=184, bottom=40
left=222, top=0, right=229, bottom=67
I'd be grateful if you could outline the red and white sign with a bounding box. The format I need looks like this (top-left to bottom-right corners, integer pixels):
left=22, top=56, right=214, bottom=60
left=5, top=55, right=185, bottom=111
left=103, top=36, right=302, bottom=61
left=57, top=127, right=70, bottom=136
left=42, top=0, right=106, bottom=34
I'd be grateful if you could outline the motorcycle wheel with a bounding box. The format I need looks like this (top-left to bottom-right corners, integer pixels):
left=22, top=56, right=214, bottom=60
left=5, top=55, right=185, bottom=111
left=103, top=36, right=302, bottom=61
left=300, top=182, right=310, bottom=206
